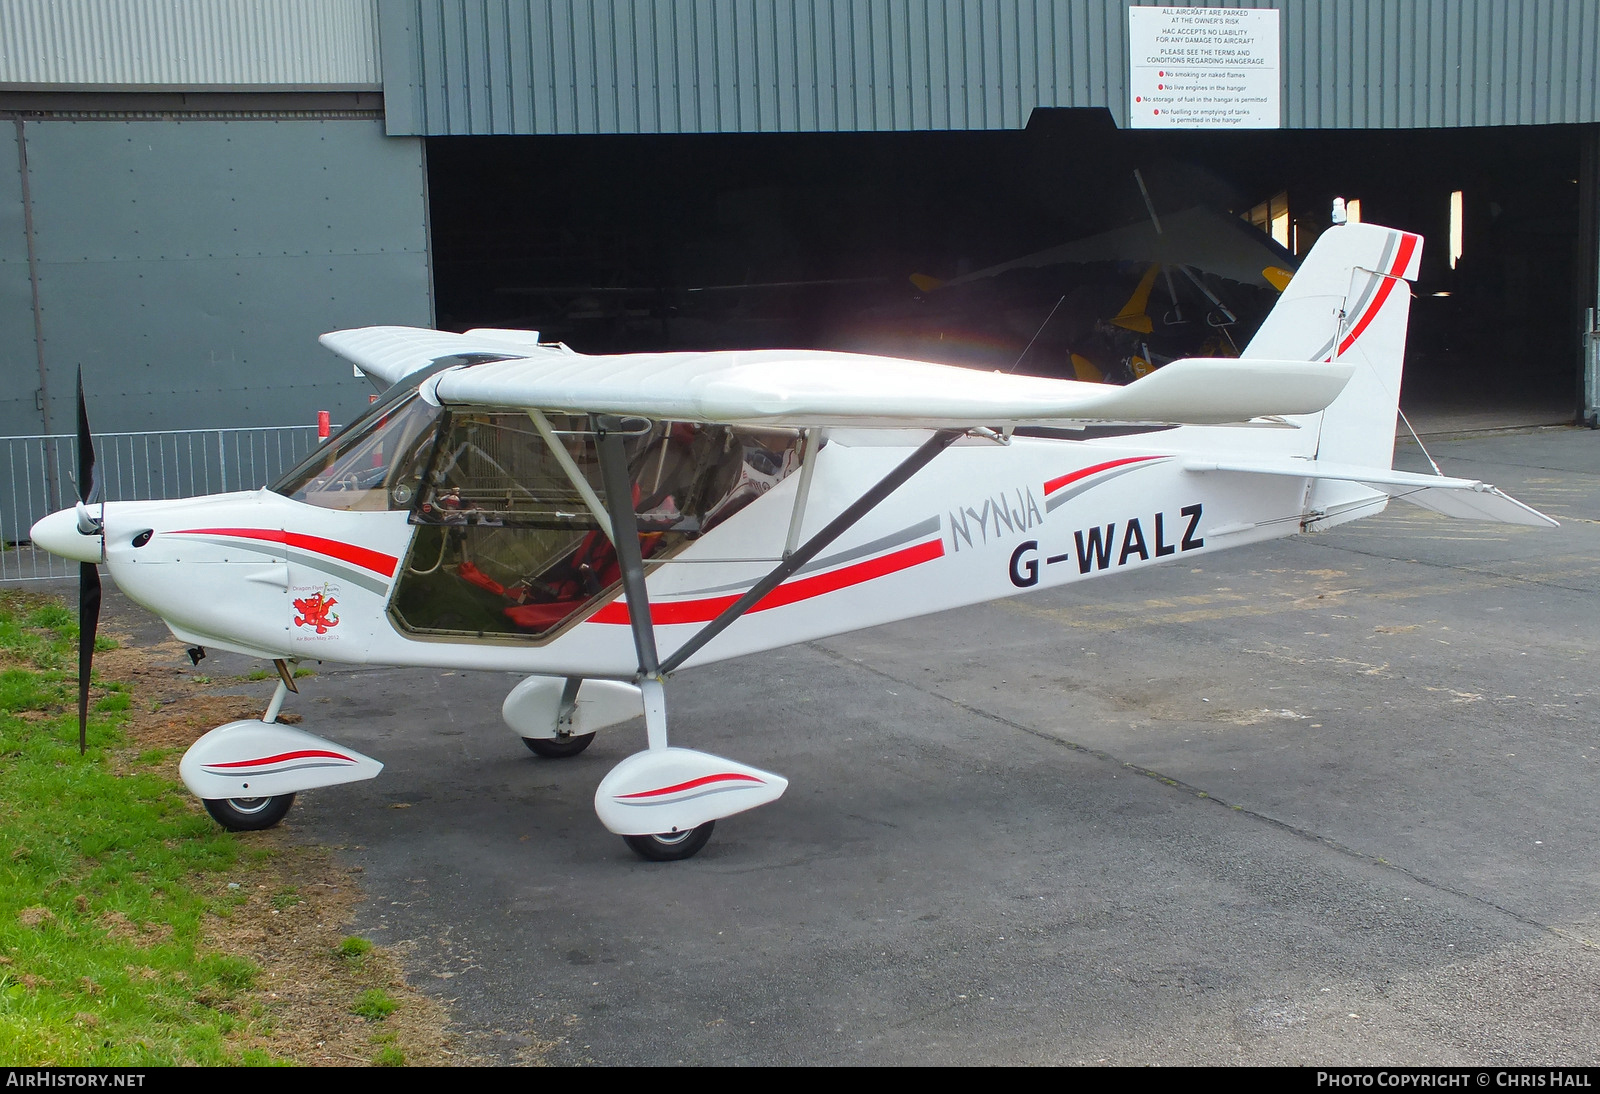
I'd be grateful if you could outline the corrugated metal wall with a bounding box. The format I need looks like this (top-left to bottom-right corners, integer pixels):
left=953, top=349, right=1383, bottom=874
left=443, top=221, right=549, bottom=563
left=378, top=0, right=1600, bottom=135
left=1, top=118, right=432, bottom=436
left=0, top=0, right=381, bottom=88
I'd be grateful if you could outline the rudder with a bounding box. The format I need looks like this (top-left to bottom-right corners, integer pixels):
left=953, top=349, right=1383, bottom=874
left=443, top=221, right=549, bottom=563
left=1243, top=222, right=1424, bottom=470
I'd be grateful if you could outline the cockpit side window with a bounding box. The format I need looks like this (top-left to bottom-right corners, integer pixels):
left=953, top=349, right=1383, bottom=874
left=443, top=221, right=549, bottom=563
left=276, top=395, right=444, bottom=511
left=390, top=412, right=801, bottom=641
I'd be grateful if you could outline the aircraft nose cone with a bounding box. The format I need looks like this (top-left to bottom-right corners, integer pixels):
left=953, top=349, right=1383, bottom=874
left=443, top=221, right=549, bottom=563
left=30, top=507, right=102, bottom=564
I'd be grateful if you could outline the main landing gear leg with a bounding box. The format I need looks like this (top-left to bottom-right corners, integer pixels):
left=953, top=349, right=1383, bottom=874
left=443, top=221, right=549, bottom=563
left=595, top=421, right=716, bottom=861
left=616, top=675, right=716, bottom=860
left=591, top=422, right=963, bottom=862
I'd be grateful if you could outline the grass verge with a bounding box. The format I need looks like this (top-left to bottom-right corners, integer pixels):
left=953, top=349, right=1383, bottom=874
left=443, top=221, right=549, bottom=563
left=0, top=589, right=459, bottom=1065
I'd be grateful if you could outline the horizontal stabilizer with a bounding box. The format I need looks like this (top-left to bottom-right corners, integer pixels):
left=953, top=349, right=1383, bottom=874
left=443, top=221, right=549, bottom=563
left=418, top=347, right=1354, bottom=428
left=1185, top=458, right=1558, bottom=527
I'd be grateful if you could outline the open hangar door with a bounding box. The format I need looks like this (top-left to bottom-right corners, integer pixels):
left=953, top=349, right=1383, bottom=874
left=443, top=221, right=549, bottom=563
left=425, top=116, right=1594, bottom=429
left=1140, top=123, right=1595, bottom=431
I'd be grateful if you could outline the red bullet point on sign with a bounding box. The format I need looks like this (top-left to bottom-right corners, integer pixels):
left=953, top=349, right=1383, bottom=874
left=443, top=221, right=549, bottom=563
left=1136, top=96, right=1142, bottom=102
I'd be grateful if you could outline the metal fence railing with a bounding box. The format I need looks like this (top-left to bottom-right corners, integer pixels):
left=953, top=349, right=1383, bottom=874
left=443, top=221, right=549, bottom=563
left=0, top=426, right=328, bottom=582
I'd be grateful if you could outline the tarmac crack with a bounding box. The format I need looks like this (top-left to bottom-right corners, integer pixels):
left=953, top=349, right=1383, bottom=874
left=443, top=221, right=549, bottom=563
left=1297, top=537, right=1600, bottom=597
left=808, top=643, right=1599, bottom=953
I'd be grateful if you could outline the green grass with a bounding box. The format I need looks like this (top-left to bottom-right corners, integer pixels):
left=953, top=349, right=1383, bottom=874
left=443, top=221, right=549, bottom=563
left=351, top=989, right=397, bottom=1021
left=338, top=936, right=374, bottom=959
left=0, top=592, right=276, bottom=1065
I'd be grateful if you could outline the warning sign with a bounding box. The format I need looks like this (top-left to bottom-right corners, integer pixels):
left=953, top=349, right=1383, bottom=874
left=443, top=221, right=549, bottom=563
left=1128, top=6, right=1280, bottom=129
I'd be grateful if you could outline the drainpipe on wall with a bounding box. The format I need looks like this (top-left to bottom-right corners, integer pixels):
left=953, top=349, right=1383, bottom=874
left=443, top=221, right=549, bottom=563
left=1581, top=126, right=1600, bottom=428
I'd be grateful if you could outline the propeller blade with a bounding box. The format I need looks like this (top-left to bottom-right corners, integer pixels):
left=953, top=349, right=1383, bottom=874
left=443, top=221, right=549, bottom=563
left=78, top=560, right=100, bottom=754
left=74, top=368, right=102, bottom=755
left=76, top=368, right=99, bottom=505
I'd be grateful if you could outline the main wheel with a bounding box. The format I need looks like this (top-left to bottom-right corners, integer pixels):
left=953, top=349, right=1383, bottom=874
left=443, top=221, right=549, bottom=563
left=522, top=732, right=596, bottom=758
left=623, top=821, right=715, bottom=862
left=203, top=793, right=296, bottom=832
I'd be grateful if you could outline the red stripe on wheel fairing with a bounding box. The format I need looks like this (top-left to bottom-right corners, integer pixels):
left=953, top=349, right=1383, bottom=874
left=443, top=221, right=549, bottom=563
left=204, top=749, right=356, bottom=770
left=588, top=537, right=944, bottom=626
left=171, top=527, right=398, bottom=577
left=617, top=772, right=764, bottom=799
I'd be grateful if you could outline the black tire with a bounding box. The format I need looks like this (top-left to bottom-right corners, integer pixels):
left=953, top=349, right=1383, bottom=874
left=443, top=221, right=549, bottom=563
left=522, top=733, right=596, bottom=758
left=623, top=821, right=715, bottom=862
left=203, top=793, right=296, bottom=832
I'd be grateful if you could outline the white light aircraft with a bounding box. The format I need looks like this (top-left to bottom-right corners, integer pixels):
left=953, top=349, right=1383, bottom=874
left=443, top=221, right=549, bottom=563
left=32, top=217, right=1554, bottom=860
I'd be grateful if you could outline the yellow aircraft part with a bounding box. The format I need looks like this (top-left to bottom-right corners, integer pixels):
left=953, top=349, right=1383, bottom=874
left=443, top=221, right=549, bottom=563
left=1262, top=265, right=1294, bottom=292
left=909, top=273, right=945, bottom=293
left=1070, top=353, right=1104, bottom=383
left=1109, top=263, right=1159, bottom=334
left=1129, top=355, right=1156, bottom=379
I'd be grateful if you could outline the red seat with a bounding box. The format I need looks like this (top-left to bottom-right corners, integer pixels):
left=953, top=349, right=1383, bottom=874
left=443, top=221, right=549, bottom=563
left=495, top=528, right=660, bottom=634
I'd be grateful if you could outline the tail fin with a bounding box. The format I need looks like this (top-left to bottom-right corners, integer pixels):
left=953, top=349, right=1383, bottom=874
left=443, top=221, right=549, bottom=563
left=1244, top=223, right=1423, bottom=470
left=1188, top=223, right=1555, bottom=530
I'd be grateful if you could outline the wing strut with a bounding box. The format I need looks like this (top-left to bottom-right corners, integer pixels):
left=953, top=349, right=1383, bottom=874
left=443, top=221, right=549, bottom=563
left=597, top=421, right=961, bottom=677
left=594, top=419, right=669, bottom=750
left=658, top=428, right=962, bottom=674
left=596, top=419, right=960, bottom=744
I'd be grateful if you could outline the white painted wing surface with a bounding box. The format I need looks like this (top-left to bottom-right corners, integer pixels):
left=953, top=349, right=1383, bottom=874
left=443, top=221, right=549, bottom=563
left=421, top=347, right=1355, bottom=428
left=1185, top=458, right=1558, bottom=527
left=319, top=326, right=566, bottom=388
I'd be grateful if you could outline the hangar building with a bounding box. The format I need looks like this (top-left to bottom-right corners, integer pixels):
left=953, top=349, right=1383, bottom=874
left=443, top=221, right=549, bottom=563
left=2, top=0, right=1597, bottom=441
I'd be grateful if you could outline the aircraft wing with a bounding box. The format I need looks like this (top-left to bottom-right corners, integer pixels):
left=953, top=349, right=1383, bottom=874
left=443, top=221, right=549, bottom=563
left=321, top=326, right=567, bottom=388
left=409, top=345, right=1353, bottom=428
left=1184, top=458, right=1558, bottom=527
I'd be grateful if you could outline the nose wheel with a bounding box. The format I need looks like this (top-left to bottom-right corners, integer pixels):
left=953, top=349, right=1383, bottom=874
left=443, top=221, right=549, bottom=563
left=203, top=793, right=296, bottom=832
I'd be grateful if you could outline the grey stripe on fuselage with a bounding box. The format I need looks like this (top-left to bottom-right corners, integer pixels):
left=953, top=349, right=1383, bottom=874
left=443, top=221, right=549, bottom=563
left=674, top=515, right=942, bottom=597
left=1044, top=462, right=1164, bottom=514
left=283, top=548, right=391, bottom=596
left=166, top=534, right=391, bottom=596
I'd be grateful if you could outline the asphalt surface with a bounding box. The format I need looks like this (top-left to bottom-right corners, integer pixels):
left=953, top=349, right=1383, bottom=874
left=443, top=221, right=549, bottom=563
left=106, top=427, right=1600, bottom=1064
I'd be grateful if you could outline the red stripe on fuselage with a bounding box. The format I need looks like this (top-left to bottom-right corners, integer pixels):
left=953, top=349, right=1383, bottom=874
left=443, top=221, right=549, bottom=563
left=1044, top=455, right=1166, bottom=496
left=173, top=527, right=398, bottom=577
left=1334, top=231, right=1419, bottom=358
left=205, top=748, right=355, bottom=770
left=617, top=772, right=764, bottom=799
left=589, top=537, right=945, bottom=626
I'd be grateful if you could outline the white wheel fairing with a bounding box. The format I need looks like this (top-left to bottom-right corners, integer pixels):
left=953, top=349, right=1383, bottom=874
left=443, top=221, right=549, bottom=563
left=594, top=747, right=788, bottom=836
left=501, top=676, right=642, bottom=740
left=180, top=720, right=383, bottom=801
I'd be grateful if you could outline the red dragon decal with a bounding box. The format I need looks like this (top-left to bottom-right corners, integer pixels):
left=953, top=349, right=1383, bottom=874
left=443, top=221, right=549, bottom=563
left=292, top=591, right=339, bottom=634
